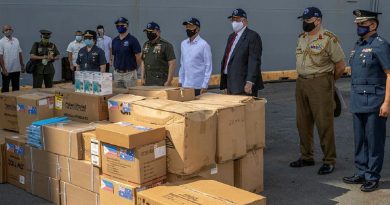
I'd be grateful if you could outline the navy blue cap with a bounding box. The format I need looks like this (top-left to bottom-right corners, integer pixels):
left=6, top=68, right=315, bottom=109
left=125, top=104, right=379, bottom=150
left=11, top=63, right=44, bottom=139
left=353, top=9, right=381, bottom=23
left=298, top=7, right=322, bottom=19
left=228, top=8, right=247, bottom=19
left=144, top=22, right=160, bottom=32
left=183, top=17, right=201, bottom=27
left=115, top=17, right=129, bottom=25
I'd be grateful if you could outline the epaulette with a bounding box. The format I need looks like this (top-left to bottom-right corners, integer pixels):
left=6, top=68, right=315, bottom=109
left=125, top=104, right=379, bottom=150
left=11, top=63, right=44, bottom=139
left=324, top=31, right=339, bottom=43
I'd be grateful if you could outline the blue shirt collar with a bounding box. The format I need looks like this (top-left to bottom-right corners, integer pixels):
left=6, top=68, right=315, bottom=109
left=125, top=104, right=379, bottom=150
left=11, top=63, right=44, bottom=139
left=358, top=33, right=378, bottom=45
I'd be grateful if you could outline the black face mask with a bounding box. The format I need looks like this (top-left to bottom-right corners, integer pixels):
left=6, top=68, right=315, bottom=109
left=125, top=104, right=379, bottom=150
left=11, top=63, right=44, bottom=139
left=303, top=21, right=316, bottom=32
left=186, top=29, right=197, bottom=38
left=146, top=32, right=158, bottom=41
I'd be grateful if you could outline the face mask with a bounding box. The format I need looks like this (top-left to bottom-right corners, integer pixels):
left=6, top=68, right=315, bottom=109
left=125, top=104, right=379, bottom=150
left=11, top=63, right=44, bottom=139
left=186, top=29, right=197, bottom=38
left=75, top=35, right=82, bottom=42
left=303, top=21, right=316, bottom=32
left=84, top=39, right=94, bottom=47
left=232, top=21, right=244, bottom=32
left=3, top=30, right=13, bottom=37
left=117, top=26, right=127, bottom=34
left=146, top=32, right=158, bottom=41
left=357, top=25, right=371, bottom=37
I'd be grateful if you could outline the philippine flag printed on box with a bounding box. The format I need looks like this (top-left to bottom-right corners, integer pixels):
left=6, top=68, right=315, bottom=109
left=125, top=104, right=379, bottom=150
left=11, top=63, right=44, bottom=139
left=108, top=100, right=119, bottom=110
left=103, top=144, right=118, bottom=158
left=101, top=179, right=114, bottom=193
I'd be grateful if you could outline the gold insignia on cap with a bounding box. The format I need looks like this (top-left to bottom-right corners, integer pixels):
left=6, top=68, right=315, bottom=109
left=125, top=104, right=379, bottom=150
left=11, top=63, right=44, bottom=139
left=355, top=10, right=362, bottom=17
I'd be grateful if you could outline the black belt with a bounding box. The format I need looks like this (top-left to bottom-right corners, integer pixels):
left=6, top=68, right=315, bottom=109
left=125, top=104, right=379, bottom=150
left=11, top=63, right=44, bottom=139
left=299, top=72, right=332, bottom=79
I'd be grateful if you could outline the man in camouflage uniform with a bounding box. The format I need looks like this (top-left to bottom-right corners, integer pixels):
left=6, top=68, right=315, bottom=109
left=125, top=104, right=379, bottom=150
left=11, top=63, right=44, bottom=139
left=290, top=7, right=346, bottom=175
left=30, top=30, right=60, bottom=88
left=140, top=22, right=176, bottom=86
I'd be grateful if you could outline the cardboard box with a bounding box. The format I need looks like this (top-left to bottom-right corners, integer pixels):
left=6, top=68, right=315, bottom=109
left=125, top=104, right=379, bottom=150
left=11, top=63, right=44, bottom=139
left=137, top=179, right=266, bottom=205
left=55, top=89, right=112, bottom=122
left=42, top=121, right=96, bottom=159
left=74, top=71, right=84, bottom=93
left=25, top=146, right=60, bottom=179
left=131, top=99, right=217, bottom=175
left=128, top=86, right=195, bottom=102
left=82, top=131, right=96, bottom=161
left=186, top=100, right=246, bottom=163
left=96, top=121, right=166, bottom=149
left=5, top=135, right=27, bottom=190
left=113, top=88, right=130, bottom=95
left=93, top=72, right=113, bottom=95
left=59, top=157, right=100, bottom=193
left=199, top=93, right=266, bottom=151
left=107, top=94, right=146, bottom=123
left=16, top=92, right=55, bottom=134
left=83, top=71, right=94, bottom=94
left=100, top=175, right=164, bottom=205
left=167, top=161, right=235, bottom=186
left=101, top=140, right=166, bottom=185
left=0, top=130, right=18, bottom=183
left=0, top=90, right=36, bottom=131
left=60, top=181, right=99, bottom=205
left=25, top=171, right=60, bottom=205
left=234, top=149, right=264, bottom=193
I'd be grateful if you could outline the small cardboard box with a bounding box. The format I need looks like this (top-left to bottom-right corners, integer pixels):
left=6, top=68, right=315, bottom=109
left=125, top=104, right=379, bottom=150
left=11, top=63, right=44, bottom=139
left=107, top=94, right=146, bottom=123
left=167, top=161, right=234, bottom=186
left=25, top=171, right=61, bottom=205
left=95, top=121, right=166, bottom=149
left=128, top=86, right=195, bottom=102
left=42, top=121, right=96, bottom=159
left=137, top=179, right=266, bottom=205
left=186, top=100, right=247, bottom=163
left=5, top=135, right=27, bottom=190
left=93, top=72, right=113, bottom=96
left=198, top=93, right=267, bottom=151
left=234, top=149, right=264, bottom=193
left=59, top=157, right=100, bottom=193
left=60, top=181, right=99, bottom=205
left=100, top=175, right=164, bottom=205
left=0, top=90, right=36, bottom=131
left=16, top=92, right=55, bottom=134
left=83, top=71, right=94, bottom=94
left=54, top=89, right=112, bottom=122
left=101, top=140, right=167, bottom=185
left=74, top=71, right=84, bottom=93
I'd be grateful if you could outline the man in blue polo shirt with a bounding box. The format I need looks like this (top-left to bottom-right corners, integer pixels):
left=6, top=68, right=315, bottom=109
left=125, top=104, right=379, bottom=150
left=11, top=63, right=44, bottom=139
left=112, top=17, right=142, bottom=88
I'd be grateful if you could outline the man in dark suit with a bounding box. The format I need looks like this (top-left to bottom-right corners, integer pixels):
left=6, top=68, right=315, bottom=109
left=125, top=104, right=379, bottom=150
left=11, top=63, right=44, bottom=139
left=220, top=8, right=264, bottom=97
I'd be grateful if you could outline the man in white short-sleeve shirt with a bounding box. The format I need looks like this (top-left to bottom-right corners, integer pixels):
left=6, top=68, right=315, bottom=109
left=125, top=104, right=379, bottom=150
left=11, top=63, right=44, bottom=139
left=66, top=30, right=85, bottom=82
left=0, top=25, right=24, bottom=92
left=96, top=25, right=112, bottom=72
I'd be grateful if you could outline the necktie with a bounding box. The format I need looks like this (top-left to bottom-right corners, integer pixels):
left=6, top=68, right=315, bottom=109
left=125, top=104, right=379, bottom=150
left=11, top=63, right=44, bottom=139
left=223, top=33, right=238, bottom=71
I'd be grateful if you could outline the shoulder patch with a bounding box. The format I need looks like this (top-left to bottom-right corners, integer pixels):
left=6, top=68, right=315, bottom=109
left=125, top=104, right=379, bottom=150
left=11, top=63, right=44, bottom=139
left=324, top=31, right=339, bottom=43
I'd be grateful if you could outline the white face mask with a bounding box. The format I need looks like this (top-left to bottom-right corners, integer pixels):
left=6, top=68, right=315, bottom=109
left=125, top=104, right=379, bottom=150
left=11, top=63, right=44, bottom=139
left=232, top=21, right=244, bottom=32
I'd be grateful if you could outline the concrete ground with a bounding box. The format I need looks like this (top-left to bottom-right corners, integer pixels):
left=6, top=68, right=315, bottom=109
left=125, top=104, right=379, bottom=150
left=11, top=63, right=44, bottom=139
left=1, top=78, right=390, bottom=205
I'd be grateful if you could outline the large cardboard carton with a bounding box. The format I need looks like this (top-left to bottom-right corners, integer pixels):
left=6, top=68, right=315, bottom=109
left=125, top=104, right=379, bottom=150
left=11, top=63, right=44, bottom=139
left=55, top=89, right=112, bottom=122
left=16, top=92, right=55, bottom=134
left=5, top=135, right=27, bottom=189
left=128, top=86, right=195, bottom=102
left=198, top=93, right=266, bottom=151
left=101, top=140, right=166, bottom=185
left=234, top=149, right=264, bottom=193
left=42, top=121, right=96, bottom=159
left=25, top=171, right=61, bottom=205
left=0, top=90, right=36, bottom=131
left=25, top=146, right=60, bottom=179
left=107, top=94, right=146, bottom=123
left=0, top=130, right=17, bottom=183
left=137, top=179, right=266, bottom=205
left=59, top=157, right=100, bottom=193
left=186, top=100, right=246, bottom=162
left=167, top=161, right=235, bottom=186
left=100, top=175, right=164, bottom=205
left=60, top=181, right=99, bottom=205
left=93, top=72, right=113, bottom=96
left=96, top=121, right=166, bottom=149
left=131, top=99, right=217, bottom=175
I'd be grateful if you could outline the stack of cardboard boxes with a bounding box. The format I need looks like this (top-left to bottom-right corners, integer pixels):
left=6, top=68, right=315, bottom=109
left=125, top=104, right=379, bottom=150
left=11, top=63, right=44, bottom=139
left=0, top=86, right=267, bottom=205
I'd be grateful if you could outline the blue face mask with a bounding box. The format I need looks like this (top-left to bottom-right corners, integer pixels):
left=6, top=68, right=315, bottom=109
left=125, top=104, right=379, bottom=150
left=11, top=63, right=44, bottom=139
left=357, top=25, right=370, bottom=37
left=116, top=25, right=127, bottom=34
left=75, top=35, right=82, bottom=42
left=84, top=39, right=94, bottom=47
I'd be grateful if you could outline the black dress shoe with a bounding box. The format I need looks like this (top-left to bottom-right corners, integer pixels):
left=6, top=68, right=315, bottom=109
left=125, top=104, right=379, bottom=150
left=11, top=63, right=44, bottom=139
left=289, top=159, right=315, bottom=168
left=361, top=180, right=379, bottom=192
left=343, top=175, right=365, bottom=184
left=318, top=164, right=335, bottom=175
